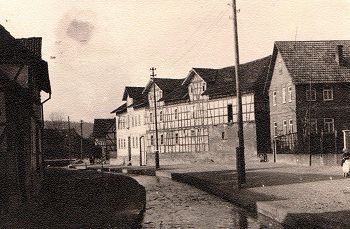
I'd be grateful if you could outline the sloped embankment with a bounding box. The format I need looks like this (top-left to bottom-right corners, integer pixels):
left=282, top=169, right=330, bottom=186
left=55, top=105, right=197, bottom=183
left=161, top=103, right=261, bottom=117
left=1, top=168, right=146, bottom=228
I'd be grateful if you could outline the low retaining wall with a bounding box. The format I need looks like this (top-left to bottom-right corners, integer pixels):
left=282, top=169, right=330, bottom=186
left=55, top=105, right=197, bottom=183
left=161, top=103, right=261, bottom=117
left=268, top=153, right=342, bottom=166
left=146, top=150, right=259, bottom=166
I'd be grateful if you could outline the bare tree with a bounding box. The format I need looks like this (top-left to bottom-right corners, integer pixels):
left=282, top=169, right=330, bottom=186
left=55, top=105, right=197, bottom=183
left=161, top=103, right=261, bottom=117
left=46, top=111, right=66, bottom=130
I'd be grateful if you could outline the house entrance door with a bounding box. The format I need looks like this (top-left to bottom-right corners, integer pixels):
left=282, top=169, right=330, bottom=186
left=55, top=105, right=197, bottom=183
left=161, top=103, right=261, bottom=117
left=128, top=136, right=131, bottom=165
left=140, top=136, right=147, bottom=166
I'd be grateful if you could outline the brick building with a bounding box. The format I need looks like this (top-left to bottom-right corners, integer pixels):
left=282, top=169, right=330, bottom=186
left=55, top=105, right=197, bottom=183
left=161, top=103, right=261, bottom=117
left=0, top=25, right=51, bottom=213
left=268, top=40, right=350, bottom=164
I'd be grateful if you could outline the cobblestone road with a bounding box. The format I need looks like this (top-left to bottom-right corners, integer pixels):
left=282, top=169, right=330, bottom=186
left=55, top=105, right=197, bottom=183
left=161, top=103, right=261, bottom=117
left=133, top=175, right=282, bottom=229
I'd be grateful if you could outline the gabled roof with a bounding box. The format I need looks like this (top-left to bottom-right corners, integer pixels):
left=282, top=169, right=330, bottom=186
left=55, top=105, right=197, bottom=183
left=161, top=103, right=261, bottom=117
left=274, top=40, right=350, bottom=84
left=197, top=56, right=271, bottom=98
left=160, top=84, right=189, bottom=104
left=110, top=103, right=127, bottom=114
left=122, top=86, right=144, bottom=101
left=143, top=78, right=184, bottom=94
left=92, top=119, right=115, bottom=138
left=0, top=25, right=51, bottom=93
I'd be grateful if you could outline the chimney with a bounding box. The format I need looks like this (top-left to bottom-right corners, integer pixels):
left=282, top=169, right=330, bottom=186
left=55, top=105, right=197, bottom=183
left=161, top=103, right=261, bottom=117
left=335, top=45, right=344, bottom=66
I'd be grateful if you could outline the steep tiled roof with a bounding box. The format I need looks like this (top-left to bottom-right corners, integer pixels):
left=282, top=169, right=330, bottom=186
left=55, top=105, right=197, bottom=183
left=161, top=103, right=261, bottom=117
left=200, top=56, right=272, bottom=98
left=92, top=119, right=115, bottom=138
left=122, top=86, right=144, bottom=100
left=275, top=40, right=350, bottom=84
left=111, top=103, right=127, bottom=114
left=143, top=77, right=185, bottom=103
left=153, top=78, right=184, bottom=93
left=160, top=84, right=189, bottom=103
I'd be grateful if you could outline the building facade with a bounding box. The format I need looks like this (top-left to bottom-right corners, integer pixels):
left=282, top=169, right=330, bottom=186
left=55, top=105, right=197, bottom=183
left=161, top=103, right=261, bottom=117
left=112, top=87, right=148, bottom=166
left=112, top=56, right=271, bottom=164
left=268, top=41, right=350, bottom=161
left=0, top=25, right=51, bottom=214
left=92, top=118, right=117, bottom=161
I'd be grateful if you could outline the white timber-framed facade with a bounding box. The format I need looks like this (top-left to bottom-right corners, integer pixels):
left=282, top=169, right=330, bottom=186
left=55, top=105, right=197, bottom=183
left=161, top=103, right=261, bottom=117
left=112, top=87, right=148, bottom=166
left=112, top=56, right=271, bottom=165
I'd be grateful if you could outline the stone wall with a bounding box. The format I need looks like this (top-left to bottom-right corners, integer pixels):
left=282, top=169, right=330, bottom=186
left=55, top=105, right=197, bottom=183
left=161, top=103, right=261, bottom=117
left=208, top=123, right=258, bottom=160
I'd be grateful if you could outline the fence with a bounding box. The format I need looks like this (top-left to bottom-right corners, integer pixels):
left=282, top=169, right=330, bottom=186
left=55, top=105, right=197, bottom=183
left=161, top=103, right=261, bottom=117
left=274, top=131, right=343, bottom=154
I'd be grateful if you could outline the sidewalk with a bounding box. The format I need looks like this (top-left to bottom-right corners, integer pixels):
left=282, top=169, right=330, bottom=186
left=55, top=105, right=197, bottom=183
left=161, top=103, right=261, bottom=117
left=165, top=162, right=350, bottom=228
left=84, top=162, right=350, bottom=227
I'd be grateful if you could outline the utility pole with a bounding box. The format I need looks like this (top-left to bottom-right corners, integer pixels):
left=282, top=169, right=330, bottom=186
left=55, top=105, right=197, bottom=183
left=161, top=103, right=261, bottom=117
left=150, top=67, right=160, bottom=169
left=80, top=120, right=83, bottom=160
left=231, top=0, right=246, bottom=187
left=68, top=116, right=72, bottom=163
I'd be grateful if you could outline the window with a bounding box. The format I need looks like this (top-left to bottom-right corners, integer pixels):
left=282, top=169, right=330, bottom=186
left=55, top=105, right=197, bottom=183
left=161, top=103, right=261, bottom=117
left=174, top=109, right=178, bottom=120
left=136, top=137, right=138, bottom=148
left=160, top=111, right=163, bottom=121
left=282, top=87, right=286, bottom=103
left=306, top=89, right=316, bottom=101
left=288, top=86, right=292, bottom=102
left=132, top=137, right=135, bottom=148
left=283, top=120, right=287, bottom=134
left=202, top=83, right=206, bottom=92
left=175, top=133, right=179, bottom=144
left=227, top=104, right=233, bottom=123
left=123, top=139, right=126, bottom=148
left=272, top=91, right=277, bottom=106
left=310, top=119, right=317, bottom=134
left=324, top=118, right=334, bottom=133
left=151, top=135, right=154, bottom=146
left=150, top=113, right=153, bottom=123
left=138, top=115, right=141, bottom=125
left=289, top=119, right=293, bottom=133
left=278, top=58, right=283, bottom=74
left=323, top=88, right=333, bottom=101
left=160, top=134, right=164, bottom=144
left=273, top=122, right=278, bottom=136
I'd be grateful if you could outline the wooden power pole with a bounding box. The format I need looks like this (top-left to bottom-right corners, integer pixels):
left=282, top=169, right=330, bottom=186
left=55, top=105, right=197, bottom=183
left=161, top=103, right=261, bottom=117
left=150, top=67, right=160, bottom=169
left=80, top=120, right=83, bottom=160
left=231, top=0, right=246, bottom=187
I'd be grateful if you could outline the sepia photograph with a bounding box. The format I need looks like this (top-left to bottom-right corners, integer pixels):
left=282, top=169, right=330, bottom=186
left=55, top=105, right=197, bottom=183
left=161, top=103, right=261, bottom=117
left=1, top=0, right=350, bottom=228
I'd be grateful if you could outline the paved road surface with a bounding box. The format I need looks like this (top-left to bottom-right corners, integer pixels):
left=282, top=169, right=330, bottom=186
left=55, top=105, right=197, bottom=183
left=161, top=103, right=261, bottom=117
left=133, top=175, right=282, bottom=229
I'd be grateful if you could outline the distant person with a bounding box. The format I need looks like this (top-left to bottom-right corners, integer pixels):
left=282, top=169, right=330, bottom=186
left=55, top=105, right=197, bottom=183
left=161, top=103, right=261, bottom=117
left=341, top=149, right=350, bottom=177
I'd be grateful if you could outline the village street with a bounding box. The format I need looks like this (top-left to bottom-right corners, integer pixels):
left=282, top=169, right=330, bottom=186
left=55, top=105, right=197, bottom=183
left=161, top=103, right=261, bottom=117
left=132, top=175, right=282, bottom=228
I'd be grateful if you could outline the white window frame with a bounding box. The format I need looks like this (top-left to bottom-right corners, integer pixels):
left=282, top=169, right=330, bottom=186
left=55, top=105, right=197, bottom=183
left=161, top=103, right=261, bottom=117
left=174, top=109, right=178, bottom=120
left=282, top=87, right=286, bottom=103
left=273, top=122, right=278, bottom=137
left=272, top=91, right=277, bottom=106
left=159, top=111, right=163, bottom=122
left=288, top=86, right=292, bottom=102
left=283, top=120, right=287, bottom=135
left=160, top=134, right=164, bottom=145
left=323, top=88, right=333, bottom=101
left=289, top=119, right=293, bottom=133
left=306, top=89, right=316, bottom=101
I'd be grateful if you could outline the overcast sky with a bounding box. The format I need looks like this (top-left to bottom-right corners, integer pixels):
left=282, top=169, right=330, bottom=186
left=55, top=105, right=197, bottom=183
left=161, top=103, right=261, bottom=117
left=1, top=0, right=349, bottom=122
